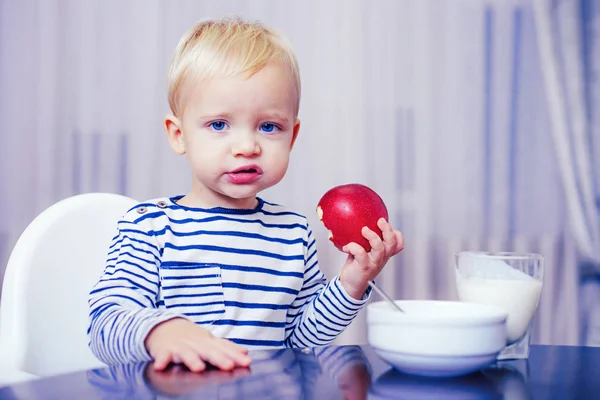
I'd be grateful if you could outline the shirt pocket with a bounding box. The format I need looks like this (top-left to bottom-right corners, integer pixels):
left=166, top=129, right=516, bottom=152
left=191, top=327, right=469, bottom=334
left=158, top=263, right=225, bottom=325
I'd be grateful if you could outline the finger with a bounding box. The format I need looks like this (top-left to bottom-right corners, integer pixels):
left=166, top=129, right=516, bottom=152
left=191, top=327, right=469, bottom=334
left=220, top=338, right=249, bottom=355
left=394, top=230, right=405, bottom=253
left=153, top=350, right=173, bottom=371
left=378, top=219, right=397, bottom=255
left=362, top=227, right=384, bottom=263
left=378, top=218, right=396, bottom=243
left=342, top=242, right=370, bottom=267
left=362, top=226, right=384, bottom=252
left=201, top=347, right=236, bottom=371
left=179, top=349, right=207, bottom=373
left=218, top=339, right=252, bottom=367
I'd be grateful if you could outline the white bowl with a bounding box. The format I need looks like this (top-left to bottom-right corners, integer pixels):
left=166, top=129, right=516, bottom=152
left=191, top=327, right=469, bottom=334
left=367, top=300, right=508, bottom=377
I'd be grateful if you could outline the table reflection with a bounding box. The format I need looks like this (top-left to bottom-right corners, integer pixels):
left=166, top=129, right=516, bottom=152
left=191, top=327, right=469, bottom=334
left=86, top=345, right=372, bottom=399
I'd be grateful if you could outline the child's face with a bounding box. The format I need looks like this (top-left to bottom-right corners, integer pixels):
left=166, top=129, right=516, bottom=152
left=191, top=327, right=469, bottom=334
left=166, top=62, right=300, bottom=208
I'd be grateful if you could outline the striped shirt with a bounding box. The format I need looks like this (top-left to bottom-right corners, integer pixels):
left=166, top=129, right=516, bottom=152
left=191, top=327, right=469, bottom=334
left=87, top=196, right=370, bottom=365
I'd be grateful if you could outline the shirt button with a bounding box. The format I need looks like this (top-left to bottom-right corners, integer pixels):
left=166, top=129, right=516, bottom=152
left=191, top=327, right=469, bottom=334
left=157, top=200, right=168, bottom=209
left=137, top=206, right=147, bottom=214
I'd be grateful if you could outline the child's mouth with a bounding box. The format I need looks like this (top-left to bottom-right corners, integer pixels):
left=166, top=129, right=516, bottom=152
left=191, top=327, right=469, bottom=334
left=227, top=165, right=263, bottom=184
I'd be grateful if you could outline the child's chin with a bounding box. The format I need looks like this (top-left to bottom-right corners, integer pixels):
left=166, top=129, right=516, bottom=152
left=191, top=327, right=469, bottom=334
left=224, top=184, right=268, bottom=198
left=221, top=191, right=261, bottom=205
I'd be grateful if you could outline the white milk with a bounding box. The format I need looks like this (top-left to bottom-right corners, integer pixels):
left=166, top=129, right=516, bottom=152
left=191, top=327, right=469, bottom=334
left=456, top=271, right=542, bottom=343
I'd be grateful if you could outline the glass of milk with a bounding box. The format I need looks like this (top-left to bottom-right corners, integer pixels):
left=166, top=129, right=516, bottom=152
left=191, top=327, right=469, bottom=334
left=455, top=251, right=544, bottom=360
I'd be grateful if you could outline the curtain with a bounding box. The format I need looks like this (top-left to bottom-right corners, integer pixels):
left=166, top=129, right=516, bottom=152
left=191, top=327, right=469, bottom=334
left=533, top=0, right=600, bottom=346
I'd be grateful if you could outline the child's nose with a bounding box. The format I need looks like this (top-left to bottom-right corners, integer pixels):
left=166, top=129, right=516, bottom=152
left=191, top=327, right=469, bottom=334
left=231, top=132, right=261, bottom=157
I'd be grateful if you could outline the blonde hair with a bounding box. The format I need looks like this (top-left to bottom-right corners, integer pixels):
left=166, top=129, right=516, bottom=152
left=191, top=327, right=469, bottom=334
left=167, top=17, right=301, bottom=117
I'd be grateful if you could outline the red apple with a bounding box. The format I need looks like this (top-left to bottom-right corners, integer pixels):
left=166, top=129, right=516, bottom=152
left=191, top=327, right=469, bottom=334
left=316, top=183, right=389, bottom=252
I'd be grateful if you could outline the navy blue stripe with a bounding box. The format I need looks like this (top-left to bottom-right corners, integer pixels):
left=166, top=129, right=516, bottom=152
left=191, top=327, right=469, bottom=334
left=289, top=294, right=318, bottom=310
left=161, top=273, right=219, bottom=280
left=159, top=262, right=220, bottom=269
left=89, top=302, right=116, bottom=320
left=108, top=251, right=156, bottom=268
left=321, top=292, right=355, bottom=318
left=109, top=243, right=160, bottom=262
left=483, top=6, right=494, bottom=238
left=165, top=301, right=223, bottom=308
left=261, top=200, right=283, bottom=207
left=289, top=331, right=311, bottom=348
left=104, top=265, right=158, bottom=287
left=286, top=308, right=305, bottom=326
left=97, top=309, right=116, bottom=362
left=164, top=243, right=303, bottom=261
left=186, top=310, right=225, bottom=317
left=109, top=235, right=160, bottom=256
left=313, top=307, right=346, bottom=329
left=108, top=236, right=127, bottom=250
left=109, top=310, right=124, bottom=360
left=115, top=227, right=152, bottom=239
left=161, top=283, right=222, bottom=290
left=306, top=239, right=316, bottom=253
left=507, top=7, right=522, bottom=238
left=306, top=258, right=319, bottom=272
left=160, top=261, right=304, bottom=278
left=316, top=295, right=353, bottom=323
left=222, top=282, right=299, bottom=295
left=212, top=319, right=285, bottom=328
left=88, top=295, right=111, bottom=312
left=167, top=196, right=265, bottom=215
left=305, top=248, right=317, bottom=265
left=303, top=278, right=325, bottom=291
left=163, top=291, right=223, bottom=300
left=304, top=266, right=320, bottom=284
left=126, top=314, right=146, bottom=359
left=291, top=285, right=323, bottom=304
left=159, top=262, right=218, bottom=270
left=228, top=338, right=284, bottom=347
left=260, top=209, right=304, bottom=218
left=134, top=212, right=307, bottom=230
left=220, top=264, right=303, bottom=278
left=105, top=294, right=146, bottom=308
left=138, top=225, right=307, bottom=246
left=307, top=318, right=338, bottom=338
left=111, top=258, right=158, bottom=277
left=91, top=280, right=154, bottom=297
left=224, top=301, right=288, bottom=310
left=331, top=281, right=363, bottom=308
left=295, top=324, right=322, bottom=346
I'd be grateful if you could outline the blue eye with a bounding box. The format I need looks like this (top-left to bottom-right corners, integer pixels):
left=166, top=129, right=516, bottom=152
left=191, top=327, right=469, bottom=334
left=210, top=121, right=227, bottom=131
left=260, top=123, right=279, bottom=133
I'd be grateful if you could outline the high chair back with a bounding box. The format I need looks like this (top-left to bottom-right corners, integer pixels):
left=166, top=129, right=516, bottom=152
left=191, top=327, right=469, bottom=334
left=0, top=193, right=138, bottom=381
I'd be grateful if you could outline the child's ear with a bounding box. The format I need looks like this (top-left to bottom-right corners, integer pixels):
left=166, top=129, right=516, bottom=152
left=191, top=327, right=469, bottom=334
left=164, top=115, right=186, bottom=155
left=290, top=119, right=301, bottom=150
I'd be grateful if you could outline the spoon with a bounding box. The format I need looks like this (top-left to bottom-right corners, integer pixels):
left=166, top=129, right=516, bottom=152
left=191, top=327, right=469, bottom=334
left=369, top=280, right=404, bottom=312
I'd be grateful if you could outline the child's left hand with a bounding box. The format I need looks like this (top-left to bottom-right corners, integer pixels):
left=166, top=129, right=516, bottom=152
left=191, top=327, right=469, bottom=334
left=338, top=218, right=404, bottom=300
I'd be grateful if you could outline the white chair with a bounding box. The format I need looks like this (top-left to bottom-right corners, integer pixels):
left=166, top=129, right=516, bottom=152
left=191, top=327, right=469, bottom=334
left=0, top=193, right=138, bottom=385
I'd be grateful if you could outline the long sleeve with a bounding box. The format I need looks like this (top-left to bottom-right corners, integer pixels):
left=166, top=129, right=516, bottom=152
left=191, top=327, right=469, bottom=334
left=87, top=215, right=184, bottom=365
left=284, top=226, right=371, bottom=347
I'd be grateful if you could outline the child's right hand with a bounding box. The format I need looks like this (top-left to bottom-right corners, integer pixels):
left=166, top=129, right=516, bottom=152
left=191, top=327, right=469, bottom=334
left=145, top=318, right=252, bottom=372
